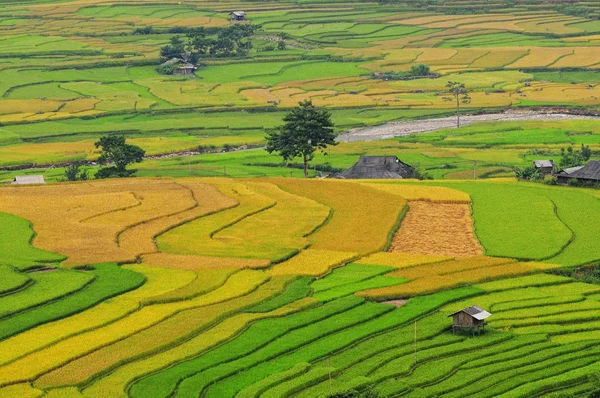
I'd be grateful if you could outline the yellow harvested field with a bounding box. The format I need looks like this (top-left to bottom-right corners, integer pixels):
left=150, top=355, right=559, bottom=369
left=507, top=48, right=573, bottom=68
left=390, top=201, right=483, bottom=258
left=141, top=252, right=270, bottom=270
left=355, top=252, right=453, bottom=269
left=118, top=180, right=237, bottom=256
left=551, top=48, right=600, bottom=68
left=272, top=179, right=407, bottom=254
left=0, top=384, right=42, bottom=398
left=469, top=49, right=529, bottom=69
left=361, top=183, right=471, bottom=203
left=157, top=181, right=274, bottom=258
left=268, top=249, right=357, bottom=276
left=209, top=182, right=330, bottom=260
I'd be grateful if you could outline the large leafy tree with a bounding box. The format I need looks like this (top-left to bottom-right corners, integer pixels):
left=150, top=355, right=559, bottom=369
left=266, top=100, right=337, bottom=178
left=443, top=81, right=471, bottom=128
left=94, top=136, right=145, bottom=179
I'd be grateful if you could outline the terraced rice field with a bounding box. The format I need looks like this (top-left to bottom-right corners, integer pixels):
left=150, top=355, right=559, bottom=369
left=0, top=177, right=599, bottom=397
left=2, top=0, right=600, bottom=172
left=3, top=0, right=600, bottom=396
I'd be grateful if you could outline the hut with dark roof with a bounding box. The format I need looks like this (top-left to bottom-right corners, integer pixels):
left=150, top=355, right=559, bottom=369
left=160, top=58, right=197, bottom=76
left=532, top=159, right=555, bottom=175
left=328, top=156, right=415, bottom=179
left=555, top=160, right=600, bottom=185
left=448, top=305, right=491, bottom=335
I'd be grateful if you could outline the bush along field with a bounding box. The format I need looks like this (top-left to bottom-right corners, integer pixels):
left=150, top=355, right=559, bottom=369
left=1, top=177, right=600, bottom=398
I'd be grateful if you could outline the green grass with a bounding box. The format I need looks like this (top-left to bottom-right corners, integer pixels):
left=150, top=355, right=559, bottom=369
left=433, top=182, right=573, bottom=260
left=128, top=295, right=366, bottom=398
left=247, top=277, right=313, bottom=312
left=0, top=212, right=65, bottom=270
left=0, top=265, right=30, bottom=295
left=311, top=263, right=408, bottom=301
left=0, top=269, right=95, bottom=319
left=0, top=263, right=144, bottom=340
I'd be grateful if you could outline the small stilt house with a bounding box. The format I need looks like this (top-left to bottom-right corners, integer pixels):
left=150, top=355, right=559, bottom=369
left=328, top=156, right=415, bottom=179
left=449, top=305, right=491, bottom=335
left=532, top=159, right=555, bottom=175
left=230, top=11, right=246, bottom=21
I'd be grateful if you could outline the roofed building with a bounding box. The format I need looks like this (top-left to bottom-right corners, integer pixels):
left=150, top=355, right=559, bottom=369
left=230, top=11, right=246, bottom=21
left=532, top=159, right=555, bottom=175
left=555, top=160, right=600, bottom=185
left=448, top=305, right=491, bottom=335
left=12, top=175, right=45, bottom=185
left=160, top=58, right=197, bottom=76
left=328, top=156, right=415, bottom=179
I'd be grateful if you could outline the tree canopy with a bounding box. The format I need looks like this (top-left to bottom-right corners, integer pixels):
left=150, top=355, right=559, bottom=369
left=266, top=100, right=337, bottom=178
left=94, top=136, right=145, bottom=179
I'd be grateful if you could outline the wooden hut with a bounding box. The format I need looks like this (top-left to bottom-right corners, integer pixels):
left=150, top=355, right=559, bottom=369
left=448, top=305, right=491, bottom=335
left=328, top=156, right=415, bottom=179
left=230, top=11, right=246, bottom=21
left=555, top=160, right=600, bottom=185
left=532, top=159, right=555, bottom=175
left=160, top=58, right=197, bottom=76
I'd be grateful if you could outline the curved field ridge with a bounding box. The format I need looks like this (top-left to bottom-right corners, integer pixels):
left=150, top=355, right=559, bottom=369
left=0, top=212, right=64, bottom=270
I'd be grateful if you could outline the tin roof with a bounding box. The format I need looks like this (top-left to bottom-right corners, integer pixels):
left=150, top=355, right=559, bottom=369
left=12, top=175, right=45, bottom=185
left=533, top=160, right=554, bottom=168
left=448, top=305, right=492, bottom=320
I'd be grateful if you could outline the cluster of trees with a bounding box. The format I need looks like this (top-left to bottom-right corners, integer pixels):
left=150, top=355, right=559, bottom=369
left=559, top=144, right=592, bottom=168
left=373, top=64, right=435, bottom=80
left=64, top=136, right=145, bottom=181
left=160, top=25, right=256, bottom=63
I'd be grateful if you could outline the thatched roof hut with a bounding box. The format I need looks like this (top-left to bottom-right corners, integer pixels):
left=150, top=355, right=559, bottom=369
left=328, top=156, right=415, bottom=179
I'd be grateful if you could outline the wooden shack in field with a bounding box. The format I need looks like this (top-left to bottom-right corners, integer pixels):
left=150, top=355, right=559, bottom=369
left=555, top=160, right=600, bottom=185
left=328, top=156, right=415, bottom=179
left=448, top=305, right=491, bottom=335
left=532, top=159, right=555, bottom=175
left=161, top=58, right=197, bottom=76
left=12, top=175, right=45, bottom=185
left=230, top=11, right=246, bottom=21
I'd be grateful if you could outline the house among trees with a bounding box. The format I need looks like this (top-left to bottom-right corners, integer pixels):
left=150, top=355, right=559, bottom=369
left=448, top=305, right=491, bottom=335
left=160, top=58, right=197, bottom=76
left=230, top=11, right=246, bottom=21
left=532, top=159, right=555, bottom=175
left=555, top=160, right=600, bottom=185
left=12, top=175, right=45, bottom=185
left=328, top=156, right=415, bottom=179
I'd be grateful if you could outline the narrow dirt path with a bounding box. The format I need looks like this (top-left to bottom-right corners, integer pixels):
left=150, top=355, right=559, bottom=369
left=337, top=110, right=600, bottom=142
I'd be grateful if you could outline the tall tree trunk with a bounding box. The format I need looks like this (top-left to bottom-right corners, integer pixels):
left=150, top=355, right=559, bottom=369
left=456, top=95, right=460, bottom=128
left=303, top=154, right=309, bottom=178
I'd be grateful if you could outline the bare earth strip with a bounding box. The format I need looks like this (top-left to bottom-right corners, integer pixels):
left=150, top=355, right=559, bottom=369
left=338, top=111, right=600, bottom=142
left=390, top=201, right=483, bottom=258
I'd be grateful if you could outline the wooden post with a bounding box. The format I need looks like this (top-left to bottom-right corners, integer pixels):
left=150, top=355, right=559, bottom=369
left=328, top=357, right=333, bottom=394
left=414, top=320, right=417, bottom=365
